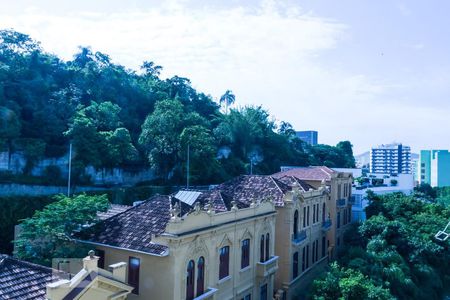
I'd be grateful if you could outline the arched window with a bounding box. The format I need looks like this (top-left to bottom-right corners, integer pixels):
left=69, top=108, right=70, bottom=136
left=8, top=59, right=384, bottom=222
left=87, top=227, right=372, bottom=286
left=322, top=203, right=326, bottom=222
left=293, top=252, right=299, bottom=279
left=265, top=233, right=270, bottom=261
left=293, top=210, right=299, bottom=238
left=186, top=260, right=195, bottom=300
left=197, top=257, right=205, bottom=296
left=241, top=239, right=250, bottom=269
left=219, top=246, right=230, bottom=279
left=260, top=235, right=265, bottom=262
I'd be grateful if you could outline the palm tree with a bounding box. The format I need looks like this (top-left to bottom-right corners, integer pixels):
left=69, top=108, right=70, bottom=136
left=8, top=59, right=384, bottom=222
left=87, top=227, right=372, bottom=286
left=219, top=90, right=235, bottom=114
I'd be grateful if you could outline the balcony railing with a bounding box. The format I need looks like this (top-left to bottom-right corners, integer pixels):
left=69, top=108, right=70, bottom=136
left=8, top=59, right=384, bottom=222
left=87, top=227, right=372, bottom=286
left=336, top=198, right=346, bottom=207
left=322, top=219, right=332, bottom=232
left=256, top=256, right=279, bottom=278
left=291, top=230, right=307, bottom=244
left=193, top=287, right=218, bottom=300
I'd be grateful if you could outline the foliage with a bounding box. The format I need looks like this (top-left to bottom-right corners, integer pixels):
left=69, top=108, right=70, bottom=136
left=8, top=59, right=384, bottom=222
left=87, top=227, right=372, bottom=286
left=0, top=29, right=356, bottom=185
left=313, top=193, right=450, bottom=300
left=312, top=262, right=394, bottom=300
left=14, top=194, right=109, bottom=266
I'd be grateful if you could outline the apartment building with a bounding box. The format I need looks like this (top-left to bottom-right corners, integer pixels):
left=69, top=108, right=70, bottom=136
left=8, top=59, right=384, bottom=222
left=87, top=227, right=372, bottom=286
left=370, top=143, right=411, bottom=174
left=271, top=175, right=331, bottom=299
left=274, top=166, right=353, bottom=259
left=419, top=150, right=450, bottom=187
left=295, top=131, right=318, bottom=145
left=77, top=176, right=281, bottom=300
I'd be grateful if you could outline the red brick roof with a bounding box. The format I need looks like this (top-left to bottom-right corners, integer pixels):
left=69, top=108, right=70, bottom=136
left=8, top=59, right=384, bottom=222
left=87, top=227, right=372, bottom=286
left=272, top=166, right=336, bottom=181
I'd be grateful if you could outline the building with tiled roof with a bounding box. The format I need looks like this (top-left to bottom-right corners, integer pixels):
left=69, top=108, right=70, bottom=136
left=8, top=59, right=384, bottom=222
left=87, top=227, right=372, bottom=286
left=0, top=253, right=133, bottom=300
left=0, top=254, right=56, bottom=299
left=76, top=175, right=281, bottom=300
left=274, top=166, right=354, bottom=271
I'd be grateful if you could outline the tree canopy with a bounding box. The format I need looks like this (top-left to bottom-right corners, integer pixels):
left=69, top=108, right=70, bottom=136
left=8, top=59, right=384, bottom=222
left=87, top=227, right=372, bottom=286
left=14, top=194, right=109, bottom=266
left=0, top=29, right=356, bottom=185
left=312, top=192, right=450, bottom=300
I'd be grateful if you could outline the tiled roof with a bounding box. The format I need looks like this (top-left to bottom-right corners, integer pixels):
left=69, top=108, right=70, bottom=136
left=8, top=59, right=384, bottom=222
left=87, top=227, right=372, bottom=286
left=213, top=175, right=291, bottom=207
left=273, top=166, right=336, bottom=181
left=0, top=255, right=57, bottom=300
left=77, top=175, right=290, bottom=254
left=276, top=175, right=316, bottom=192
left=77, top=195, right=171, bottom=256
left=97, top=204, right=131, bottom=221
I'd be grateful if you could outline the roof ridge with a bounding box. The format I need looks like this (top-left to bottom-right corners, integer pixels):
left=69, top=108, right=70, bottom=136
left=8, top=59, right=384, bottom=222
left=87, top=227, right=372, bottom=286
left=3, top=255, right=54, bottom=273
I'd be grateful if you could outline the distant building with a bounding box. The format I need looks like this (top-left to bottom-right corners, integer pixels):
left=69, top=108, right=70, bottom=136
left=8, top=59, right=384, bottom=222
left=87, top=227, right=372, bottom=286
left=370, top=143, right=411, bottom=174
left=296, top=131, right=318, bottom=145
left=350, top=171, right=414, bottom=222
left=419, top=150, right=450, bottom=187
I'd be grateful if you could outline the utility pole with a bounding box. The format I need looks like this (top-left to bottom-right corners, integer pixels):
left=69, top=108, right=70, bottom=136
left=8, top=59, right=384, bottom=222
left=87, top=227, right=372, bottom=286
left=187, top=143, right=190, bottom=189
left=67, top=143, right=72, bottom=197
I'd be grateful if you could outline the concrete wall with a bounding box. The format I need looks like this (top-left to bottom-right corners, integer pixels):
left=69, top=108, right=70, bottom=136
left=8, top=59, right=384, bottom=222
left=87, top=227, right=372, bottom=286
left=0, top=151, right=156, bottom=186
left=0, top=183, right=107, bottom=196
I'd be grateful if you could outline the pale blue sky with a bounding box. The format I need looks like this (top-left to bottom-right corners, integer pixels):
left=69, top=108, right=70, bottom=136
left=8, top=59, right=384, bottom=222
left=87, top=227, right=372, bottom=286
left=1, top=0, right=449, bottom=154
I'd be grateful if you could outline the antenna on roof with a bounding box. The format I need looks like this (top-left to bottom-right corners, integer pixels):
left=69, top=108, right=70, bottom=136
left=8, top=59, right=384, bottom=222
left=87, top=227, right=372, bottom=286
left=187, top=143, right=190, bottom=189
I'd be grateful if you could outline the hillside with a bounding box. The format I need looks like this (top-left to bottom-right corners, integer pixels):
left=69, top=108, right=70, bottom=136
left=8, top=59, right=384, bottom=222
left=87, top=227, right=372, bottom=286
left=0, top=30, right=355, bottom=185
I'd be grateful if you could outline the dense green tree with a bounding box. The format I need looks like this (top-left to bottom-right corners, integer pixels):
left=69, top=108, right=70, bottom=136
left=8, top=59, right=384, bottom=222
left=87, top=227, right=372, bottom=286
left=314, top=192, right=450, bottom=300
left=14, top=194, right=109, bottom=266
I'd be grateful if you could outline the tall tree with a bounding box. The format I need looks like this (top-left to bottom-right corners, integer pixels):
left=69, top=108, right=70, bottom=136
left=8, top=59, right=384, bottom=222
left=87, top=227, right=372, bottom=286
left=219, top=90, right=235, bottom=114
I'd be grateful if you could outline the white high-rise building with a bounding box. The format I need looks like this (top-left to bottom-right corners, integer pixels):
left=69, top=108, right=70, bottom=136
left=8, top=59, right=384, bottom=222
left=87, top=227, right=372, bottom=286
left=370, top=143, right=411, bottom=174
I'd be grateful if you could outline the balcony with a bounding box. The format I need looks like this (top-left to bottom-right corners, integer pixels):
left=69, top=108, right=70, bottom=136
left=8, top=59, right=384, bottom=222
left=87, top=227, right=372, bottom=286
left=291, top=230, right=307, bottom=245
left=193, top=287, right=218, bottom=300
left=256, top=256, right=279, bottom=278
left=336, top=198, right=346, bottom=207
left=322, top=219, right=332, bottom=232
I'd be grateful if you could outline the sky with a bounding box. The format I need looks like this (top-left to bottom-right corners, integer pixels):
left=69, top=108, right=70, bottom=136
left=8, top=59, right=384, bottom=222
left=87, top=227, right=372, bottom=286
left=1, top=0, right=450, bottom=154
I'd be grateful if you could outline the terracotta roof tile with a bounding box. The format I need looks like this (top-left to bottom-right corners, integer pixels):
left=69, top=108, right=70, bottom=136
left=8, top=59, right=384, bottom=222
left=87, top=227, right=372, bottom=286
left=0, top=255, right=58, bottom=300
left=273, top=166, right=336, bottom=181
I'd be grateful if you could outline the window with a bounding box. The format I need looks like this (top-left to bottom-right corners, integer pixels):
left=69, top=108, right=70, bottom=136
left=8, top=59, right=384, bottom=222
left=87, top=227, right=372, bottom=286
left=312, top=241, right=316, bottom=263
left=128, top=257, right=140, bottom=295
left=219, top=246, right=230, bottom=279
left=307, top=206, right=310, bottom=226
left=322, top=203, right=326, bottom=222
left=95, top=249, right=105, bottom=269
left=265, top=233, right=270, bottom=261
left=260, top=235, right=265, bottom=263
left=241, top=239, right=250, bottom=269
left=260, top=284, right=268, bottom=300
left=301, top=247, right=306, bottom=272
left=197, top=257, right=205, bottom=296
left=348, top=183, right=352, bottom=198
left=303, top=207, right=306, bottom=228
left=316, top=204, right=319, bottom=223
left=322, top=236, right=326, bottom=258
left=343, top=209, right=347, bottom=225
left=315, top=240, right=319, bottom=263
left=242, top=295, right=251, bottom=300
left=293, top=252, right=299, bottom=279
left=348, top=207, right=351, bottom=223
left=306, top=245, right=310, bottom=269
left=338, top=184, right=342, bottom=199
left=337, top=212, right=341, bottom=229
left=293, top=210, right=299, bottom=237
left=186, top=260, right=195, bottom=300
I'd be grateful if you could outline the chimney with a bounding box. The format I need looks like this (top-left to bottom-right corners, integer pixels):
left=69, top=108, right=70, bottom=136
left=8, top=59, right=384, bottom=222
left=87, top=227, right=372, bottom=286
left=109, top=262, right=127, bottom=282
left=83, top=250, right=99, bottom=272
